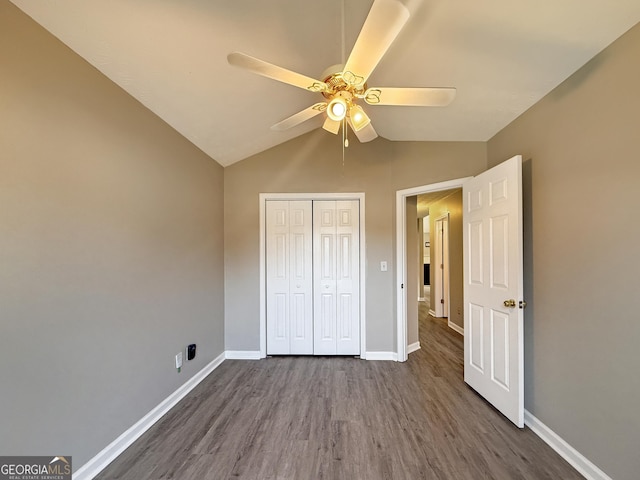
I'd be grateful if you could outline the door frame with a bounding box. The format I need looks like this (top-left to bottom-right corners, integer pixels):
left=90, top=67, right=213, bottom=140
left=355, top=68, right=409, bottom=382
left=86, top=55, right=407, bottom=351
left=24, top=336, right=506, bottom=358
left=259, top=192, right=366, bottom=359
left=396, top=178, right=471, bottom=362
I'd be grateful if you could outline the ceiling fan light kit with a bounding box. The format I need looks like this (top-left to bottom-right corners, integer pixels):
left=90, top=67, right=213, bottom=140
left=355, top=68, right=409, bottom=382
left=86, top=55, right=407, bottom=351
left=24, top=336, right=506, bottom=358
left=227, top=0, right=456, bottom=143
left=349, top=104, right=371, bottom=131
left=327, top=95, right=348, bottom=121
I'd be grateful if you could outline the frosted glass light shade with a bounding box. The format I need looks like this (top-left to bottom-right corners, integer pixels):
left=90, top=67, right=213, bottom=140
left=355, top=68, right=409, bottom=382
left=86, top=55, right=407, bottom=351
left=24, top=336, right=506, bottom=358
left=349, top=104, right=371, bottom=131
left=327, top=97, right=347, bottom=121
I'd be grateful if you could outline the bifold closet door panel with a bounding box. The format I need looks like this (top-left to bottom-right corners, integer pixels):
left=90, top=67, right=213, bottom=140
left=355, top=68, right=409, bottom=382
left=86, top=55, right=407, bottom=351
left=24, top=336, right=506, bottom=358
left=313, top=200, right=360, bottom=355
left=335, top=200, right=360, bottom=355
left=266, top=200, right=313, bottom=355
left=266, top=201, right=289, bottom=354
left=313, top=201, right=338, bottom=355
left=288, top=201, right=313, bottom=354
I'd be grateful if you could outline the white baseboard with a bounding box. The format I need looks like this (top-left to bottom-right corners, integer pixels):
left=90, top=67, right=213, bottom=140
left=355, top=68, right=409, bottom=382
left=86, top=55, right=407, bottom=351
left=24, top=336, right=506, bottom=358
left=525, top=410, right=611, bottom=480
left=365, top=351, right=398, bottom=361
left=428, top=309, right=437, bottom=317
left=73, top=352, right=226, bottom=480
left=448, top=320, right=464, bottom=336
left=407, top=342, right=421, bottom=354
left=225, top=350, right=261, bottom=360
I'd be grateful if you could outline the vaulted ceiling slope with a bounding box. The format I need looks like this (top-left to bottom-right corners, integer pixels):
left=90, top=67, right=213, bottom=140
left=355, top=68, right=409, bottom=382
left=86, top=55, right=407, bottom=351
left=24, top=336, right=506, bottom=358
left=10, top=1, right=640, bottom=166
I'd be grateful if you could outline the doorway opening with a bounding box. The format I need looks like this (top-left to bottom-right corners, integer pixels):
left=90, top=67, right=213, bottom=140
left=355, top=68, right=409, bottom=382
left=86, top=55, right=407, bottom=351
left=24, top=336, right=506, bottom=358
left=396, top=178, right=471, bottom=362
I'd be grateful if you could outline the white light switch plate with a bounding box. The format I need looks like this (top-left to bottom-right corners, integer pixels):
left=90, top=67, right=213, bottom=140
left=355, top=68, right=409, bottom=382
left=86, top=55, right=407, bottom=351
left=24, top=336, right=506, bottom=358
left=380, top=261, right=388, bottom=272
left=175, top=352, right=183, bottom=369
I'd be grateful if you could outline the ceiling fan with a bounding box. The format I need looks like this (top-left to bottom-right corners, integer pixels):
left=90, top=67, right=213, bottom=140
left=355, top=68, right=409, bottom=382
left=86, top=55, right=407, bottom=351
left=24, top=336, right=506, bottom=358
left=227, top=0, right=456, bottom=143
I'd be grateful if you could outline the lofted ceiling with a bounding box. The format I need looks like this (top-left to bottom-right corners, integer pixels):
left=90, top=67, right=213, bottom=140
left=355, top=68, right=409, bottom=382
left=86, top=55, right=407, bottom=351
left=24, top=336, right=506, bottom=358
left=10, top=0, right=640, bottom=167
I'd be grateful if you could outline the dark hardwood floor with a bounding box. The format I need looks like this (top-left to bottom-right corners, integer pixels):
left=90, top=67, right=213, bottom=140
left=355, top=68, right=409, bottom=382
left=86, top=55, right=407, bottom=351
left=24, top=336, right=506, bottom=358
left=96, top=306, right=582, bottom=479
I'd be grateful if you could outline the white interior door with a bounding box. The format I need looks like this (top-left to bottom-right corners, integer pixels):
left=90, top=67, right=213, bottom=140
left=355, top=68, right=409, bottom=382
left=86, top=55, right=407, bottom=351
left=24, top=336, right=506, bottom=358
left=434, top=215, right=450, bottom=318
left=313, top=200, right=360, bottom=355
left=266, top=200, right=313, bottom=355
left=463, top=155, right=524, bottom=427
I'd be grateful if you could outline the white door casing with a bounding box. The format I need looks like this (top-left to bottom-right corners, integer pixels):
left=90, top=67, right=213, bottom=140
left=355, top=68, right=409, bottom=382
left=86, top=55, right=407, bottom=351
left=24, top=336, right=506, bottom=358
left=395, top=178, right=471, bottom=362
left=463, top=155, right=524, bottom=427
left=313, top=200, right=360, bottom=355
left=266, top=201, right=313, bottom=355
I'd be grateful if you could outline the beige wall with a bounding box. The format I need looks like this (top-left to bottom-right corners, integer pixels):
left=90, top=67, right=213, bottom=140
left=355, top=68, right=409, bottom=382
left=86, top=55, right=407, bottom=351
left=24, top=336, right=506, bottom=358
left=487, top=23, right=640, bottom=480
left=0, top=1, right=225, bottom=468
left=428, top=190, right=463, bottom=329
left=225, top=135, right=486, bottom=352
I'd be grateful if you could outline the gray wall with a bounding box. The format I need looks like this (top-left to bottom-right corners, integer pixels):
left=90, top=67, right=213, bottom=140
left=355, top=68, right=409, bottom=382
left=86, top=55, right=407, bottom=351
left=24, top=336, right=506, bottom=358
left=0, top=2, right=225, bottom=468
left=487, top=23, right=640, bottom=480
left=406, top=196, right=419, bottom=346
left=428, top=190, right=463, bottom=329
left=224, top=135, right=486, bottom=353
left=7, top=0, right=636, bottom=477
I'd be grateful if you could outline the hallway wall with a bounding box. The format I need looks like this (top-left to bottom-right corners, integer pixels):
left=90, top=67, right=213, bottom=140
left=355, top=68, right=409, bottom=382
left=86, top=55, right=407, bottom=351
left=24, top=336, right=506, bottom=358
left=428, top=190, right=463, bottom=330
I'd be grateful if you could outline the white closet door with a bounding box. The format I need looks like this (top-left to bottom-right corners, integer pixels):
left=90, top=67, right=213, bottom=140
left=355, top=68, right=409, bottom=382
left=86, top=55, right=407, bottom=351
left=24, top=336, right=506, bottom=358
left=266, top=200, right=313, bottom=355
left=288, top=201, right=313, bottom=354
left=335, top=200, right=360, bottom=354
left=313, top=200, right=360, bottom=355
left=313, top=201, right=338, bottom=354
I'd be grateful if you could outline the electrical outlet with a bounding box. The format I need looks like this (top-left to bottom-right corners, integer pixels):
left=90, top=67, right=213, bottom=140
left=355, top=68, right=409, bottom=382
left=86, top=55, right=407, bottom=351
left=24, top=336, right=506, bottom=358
left=187, top=344, right=196, bottom=361
left=175, top=352, right=183, bottom=370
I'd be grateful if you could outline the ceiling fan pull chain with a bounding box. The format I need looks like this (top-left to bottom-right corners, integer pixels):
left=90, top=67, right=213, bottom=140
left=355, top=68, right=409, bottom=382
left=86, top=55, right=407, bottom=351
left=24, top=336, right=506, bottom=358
left=342, top=118, right=348, bottom=167
left=342, top=127, right=345, bottom=167
left=344, top=118, right=349, bottom=148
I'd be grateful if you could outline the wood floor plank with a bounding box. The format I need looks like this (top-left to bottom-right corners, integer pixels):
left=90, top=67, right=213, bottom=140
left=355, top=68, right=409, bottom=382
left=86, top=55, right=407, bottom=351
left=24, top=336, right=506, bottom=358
left=96, top=308, right=583, bottom=480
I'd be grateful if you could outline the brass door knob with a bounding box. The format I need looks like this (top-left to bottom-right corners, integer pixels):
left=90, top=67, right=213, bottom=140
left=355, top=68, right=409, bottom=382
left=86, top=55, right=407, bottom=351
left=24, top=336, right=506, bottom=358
left=503, top=299, right=516, bottom=308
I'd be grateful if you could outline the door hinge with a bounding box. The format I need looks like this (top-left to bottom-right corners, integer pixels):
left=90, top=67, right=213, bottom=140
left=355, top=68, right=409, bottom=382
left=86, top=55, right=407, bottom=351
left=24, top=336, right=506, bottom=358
left=401, top=283, right=404, bottom=289
left=440, top=299, right=444, bottom=304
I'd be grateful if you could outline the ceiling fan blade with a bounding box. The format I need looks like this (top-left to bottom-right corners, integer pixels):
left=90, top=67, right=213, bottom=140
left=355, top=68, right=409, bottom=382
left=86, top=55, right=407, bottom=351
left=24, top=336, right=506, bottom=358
left=363, top=87, right=457, bottom=106
left=343, top=0, right=410, bottom=86
left=348, top=118, right=378, bottom=142
left=322, top=117, right=342, bottom=135
left=228, top=52, right=327, bottom=93
left=271, top=103, right=327, bottom=131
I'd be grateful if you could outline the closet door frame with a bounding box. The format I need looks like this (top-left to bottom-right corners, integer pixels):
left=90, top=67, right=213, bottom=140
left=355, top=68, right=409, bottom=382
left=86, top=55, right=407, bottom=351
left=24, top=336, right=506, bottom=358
left=259, top=193, right=366, bottom=359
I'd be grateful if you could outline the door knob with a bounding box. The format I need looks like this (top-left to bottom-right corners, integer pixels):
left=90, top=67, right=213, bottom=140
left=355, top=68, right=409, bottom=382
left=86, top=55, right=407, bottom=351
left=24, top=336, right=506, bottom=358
left=503, top=299, right=516, bottom=308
